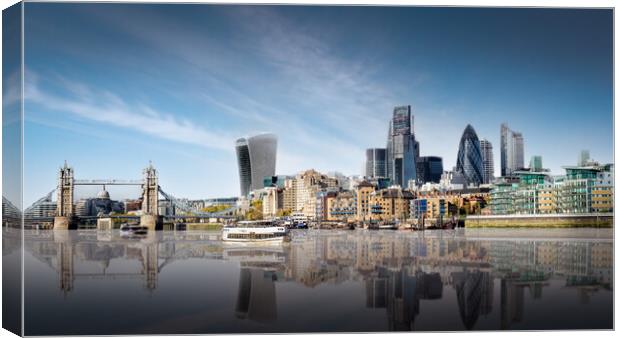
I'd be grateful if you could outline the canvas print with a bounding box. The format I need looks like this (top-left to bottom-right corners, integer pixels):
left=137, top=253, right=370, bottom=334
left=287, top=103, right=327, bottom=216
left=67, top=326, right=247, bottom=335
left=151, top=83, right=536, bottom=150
left=2, top=2, right=614, bottom=336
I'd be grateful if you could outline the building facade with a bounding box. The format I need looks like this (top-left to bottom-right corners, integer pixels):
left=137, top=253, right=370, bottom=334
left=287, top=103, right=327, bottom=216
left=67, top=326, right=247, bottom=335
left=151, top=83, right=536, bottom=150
left=386, top=105, right=418, bottom=187
left=529, top=156, right=543, bottom=172
left=500, top=123, right=525, bottom=176
left=368, top=188, right=414, bottom=221
left=480, top=138, right=494, bottom=184
left=489, top=164, right=613, bottom=215
left=416, top=156, right=443, bottom=184
left=356, top=181, right=376, bottom=222
left=235, top=133, right=278, bottom=196
left=456, top=124, right=484, bottom=187
left=365, top=148, right=387, bottom=178
left=262, top=187, right=283, bottom=219
left=326, top=191, right=357, bottom=222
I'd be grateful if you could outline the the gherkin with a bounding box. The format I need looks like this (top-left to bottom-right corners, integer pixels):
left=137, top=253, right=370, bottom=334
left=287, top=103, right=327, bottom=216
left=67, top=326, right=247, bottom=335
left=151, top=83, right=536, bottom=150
left=456, top=124, right=484, bottom=187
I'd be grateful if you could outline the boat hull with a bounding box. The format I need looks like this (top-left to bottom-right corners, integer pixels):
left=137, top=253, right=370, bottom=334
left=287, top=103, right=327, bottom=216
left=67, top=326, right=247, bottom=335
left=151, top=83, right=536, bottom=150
left=222, top=226, right=287, bottom=243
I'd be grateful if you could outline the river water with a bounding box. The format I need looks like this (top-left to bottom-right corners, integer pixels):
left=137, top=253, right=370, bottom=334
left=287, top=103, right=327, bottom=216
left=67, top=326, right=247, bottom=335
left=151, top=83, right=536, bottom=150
left=8, top=228, right=613, bottom=334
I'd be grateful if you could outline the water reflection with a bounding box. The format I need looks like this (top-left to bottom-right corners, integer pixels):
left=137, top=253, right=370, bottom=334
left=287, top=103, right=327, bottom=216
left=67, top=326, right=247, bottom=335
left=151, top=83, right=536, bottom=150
left=18, top=228, right=612, bottom=334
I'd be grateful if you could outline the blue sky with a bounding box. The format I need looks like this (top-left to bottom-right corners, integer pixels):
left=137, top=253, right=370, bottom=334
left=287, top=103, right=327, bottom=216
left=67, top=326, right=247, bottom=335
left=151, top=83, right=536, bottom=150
left=22, top=4, right=613, bottom=205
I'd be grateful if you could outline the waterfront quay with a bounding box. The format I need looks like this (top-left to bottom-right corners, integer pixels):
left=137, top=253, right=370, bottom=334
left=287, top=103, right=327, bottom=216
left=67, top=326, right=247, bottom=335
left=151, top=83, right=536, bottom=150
left=465, top=213, right=613, bottom=228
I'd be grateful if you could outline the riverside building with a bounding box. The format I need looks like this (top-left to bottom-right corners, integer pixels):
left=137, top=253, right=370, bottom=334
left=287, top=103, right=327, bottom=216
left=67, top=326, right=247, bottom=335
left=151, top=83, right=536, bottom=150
left=489, top=163, right=614, bottom=215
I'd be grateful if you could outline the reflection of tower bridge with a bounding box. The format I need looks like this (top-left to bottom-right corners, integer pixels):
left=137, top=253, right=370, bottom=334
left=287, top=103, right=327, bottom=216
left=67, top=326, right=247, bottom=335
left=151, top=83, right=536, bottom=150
left=22, top=230, right=225, bottom=294
left=26, top=162, right=237, bottom=230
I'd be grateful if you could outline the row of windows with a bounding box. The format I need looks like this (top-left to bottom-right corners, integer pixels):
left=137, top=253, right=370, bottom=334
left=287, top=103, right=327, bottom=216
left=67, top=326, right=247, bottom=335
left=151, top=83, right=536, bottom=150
left=227, top=233, right=283, bottom=239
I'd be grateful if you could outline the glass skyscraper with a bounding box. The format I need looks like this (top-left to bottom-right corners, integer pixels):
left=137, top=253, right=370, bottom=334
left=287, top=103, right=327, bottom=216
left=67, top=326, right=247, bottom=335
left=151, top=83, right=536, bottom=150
left=529, top=155, right=543, bottom=171
left=416, top=156, right=443, bottom=184
left=235, top=133, right=277, bottom=196
left=480, top=138, right=494, bottom=184
left=386, top=105, right=417, bottom=187
left=500, top=123, right=524, bottom=176
left=578, top=149, right=590, bottom=166
left=365, top=148, right=387, bottom=178
left=456, top=124, right=484, bottom=187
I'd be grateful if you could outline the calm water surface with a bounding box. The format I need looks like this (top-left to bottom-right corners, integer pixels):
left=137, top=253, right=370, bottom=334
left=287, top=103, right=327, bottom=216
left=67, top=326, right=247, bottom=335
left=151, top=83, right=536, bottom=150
left=9, top=228, right=613, bottom=334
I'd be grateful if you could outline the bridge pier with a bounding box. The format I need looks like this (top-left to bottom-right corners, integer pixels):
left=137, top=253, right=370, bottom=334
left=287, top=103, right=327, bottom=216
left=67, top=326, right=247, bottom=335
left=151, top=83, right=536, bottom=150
left=97, top=217, right=113, bottom=231
left=140, top=214, right=161, bottom=231
left=53, top=216, right=73, bottom=230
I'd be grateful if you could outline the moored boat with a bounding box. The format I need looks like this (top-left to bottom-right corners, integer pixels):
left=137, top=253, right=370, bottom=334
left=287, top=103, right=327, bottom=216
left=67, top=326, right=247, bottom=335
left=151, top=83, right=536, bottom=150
left=222, top=220, right=288, bottom=243
left=119, top=224, right=148, bottom=235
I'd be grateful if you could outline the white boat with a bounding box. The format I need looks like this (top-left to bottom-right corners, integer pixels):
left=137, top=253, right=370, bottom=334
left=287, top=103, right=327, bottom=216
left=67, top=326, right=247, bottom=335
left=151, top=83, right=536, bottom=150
left=222, top=220, right=288, bottom=243
left=120, top=224, right=148, bottom=236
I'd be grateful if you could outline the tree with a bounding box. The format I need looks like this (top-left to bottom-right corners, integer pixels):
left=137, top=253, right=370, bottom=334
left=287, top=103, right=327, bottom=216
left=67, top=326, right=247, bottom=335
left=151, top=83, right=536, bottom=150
left=201, top=204, right=231, bottom=213
left=276, top=209, right=292, bottom=217
left=245, top=200, right=263, bottom=220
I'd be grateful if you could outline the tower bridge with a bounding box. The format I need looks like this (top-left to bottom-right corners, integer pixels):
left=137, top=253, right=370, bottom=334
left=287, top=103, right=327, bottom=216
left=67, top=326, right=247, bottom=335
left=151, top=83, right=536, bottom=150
left=25, top=162, right=237, bottom=230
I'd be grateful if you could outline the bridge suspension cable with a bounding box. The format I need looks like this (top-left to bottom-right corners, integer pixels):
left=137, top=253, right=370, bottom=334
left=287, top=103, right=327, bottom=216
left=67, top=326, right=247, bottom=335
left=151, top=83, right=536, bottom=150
left=158, top=187, right=238, bottom=217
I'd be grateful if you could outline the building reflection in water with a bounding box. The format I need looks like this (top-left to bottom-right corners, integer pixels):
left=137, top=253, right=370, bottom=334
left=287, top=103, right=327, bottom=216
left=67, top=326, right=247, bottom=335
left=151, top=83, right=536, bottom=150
left=452, top=270, right=493, bottom=330
left=27, top=230, right=162, bottom=295
left=366, top=267, right=443, bottom=330
left=22, top=229, right=613, bottom=331
left=235, top=268, right=278, bottom=323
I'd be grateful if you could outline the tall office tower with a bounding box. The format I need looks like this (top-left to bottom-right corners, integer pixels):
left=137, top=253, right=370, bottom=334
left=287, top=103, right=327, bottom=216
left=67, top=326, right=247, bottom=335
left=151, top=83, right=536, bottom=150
left=456, top=124, right=484, bottom=187
left=530, top=155, right=543, bottom=171
left=235, top=133, right=278, bottom=196
left=480, top=138, right=494, bottom=184
left=578, top=150, right=590, bottom=166
left=416, top=156, right=444, bottom=184
left=365, top=148, right=387, bottom=178
left=500, top=123, right=525, bottom=176
left=386, top=105, right=418, bottom=187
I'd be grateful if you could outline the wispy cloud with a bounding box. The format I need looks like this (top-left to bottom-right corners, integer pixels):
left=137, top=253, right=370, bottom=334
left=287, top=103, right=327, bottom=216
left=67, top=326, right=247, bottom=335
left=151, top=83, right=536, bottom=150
left=25, top=72, right=235, bottom=152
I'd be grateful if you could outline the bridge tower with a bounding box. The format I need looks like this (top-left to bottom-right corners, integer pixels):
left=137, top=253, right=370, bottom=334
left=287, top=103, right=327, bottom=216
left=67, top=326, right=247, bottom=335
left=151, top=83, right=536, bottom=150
left=54, top=161, right=75, bottom=230
left=140, top=162, right=160, bottom=230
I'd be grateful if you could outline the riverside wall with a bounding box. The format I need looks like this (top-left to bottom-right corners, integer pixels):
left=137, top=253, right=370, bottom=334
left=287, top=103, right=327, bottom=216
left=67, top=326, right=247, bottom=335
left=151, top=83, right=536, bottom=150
left=465, top=213, right=613, bottom=228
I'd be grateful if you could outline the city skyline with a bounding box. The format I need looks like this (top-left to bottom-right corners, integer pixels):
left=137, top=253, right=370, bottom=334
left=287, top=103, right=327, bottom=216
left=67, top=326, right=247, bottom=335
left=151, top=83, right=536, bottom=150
left=21, top=4, right=613, bottom=205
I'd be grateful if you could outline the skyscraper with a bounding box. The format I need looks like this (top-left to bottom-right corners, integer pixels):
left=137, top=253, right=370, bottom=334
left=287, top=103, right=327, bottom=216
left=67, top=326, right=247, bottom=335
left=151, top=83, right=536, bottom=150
left=500, top=123, right=524, bottom=176
left=365, top=148, right=387, bottom=178
left=416, top=156, right=444, bottom=184
left=578, top=150, right=590, bottom=166
left=386, top=105, right=417, bottom=187
left=235, top=133, right=278, bottom=196
left=456, top=124, right=484, bottom=187
left=480, top=139, right=494, bottom=184
left=530, top=155, right=543, bottom=171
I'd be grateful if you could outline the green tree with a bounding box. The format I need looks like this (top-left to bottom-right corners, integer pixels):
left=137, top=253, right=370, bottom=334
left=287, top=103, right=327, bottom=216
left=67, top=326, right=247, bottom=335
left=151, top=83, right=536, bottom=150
left=245, top=200, right=263, bottom=220
left=276, top=209, right=292, bottom=217
left=201, top=204, right=231, bottom=213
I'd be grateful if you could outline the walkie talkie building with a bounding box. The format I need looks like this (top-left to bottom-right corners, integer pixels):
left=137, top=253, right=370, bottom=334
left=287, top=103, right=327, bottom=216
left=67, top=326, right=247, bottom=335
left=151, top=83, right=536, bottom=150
left=235, top=133, right=278, bottom=196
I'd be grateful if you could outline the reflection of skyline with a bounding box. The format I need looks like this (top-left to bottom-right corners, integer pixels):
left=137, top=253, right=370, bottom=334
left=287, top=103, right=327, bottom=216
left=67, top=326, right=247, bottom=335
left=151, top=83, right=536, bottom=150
left=452, top=269, right=493, bottom=330
left=19, top=229, right=613, bottom=331
left=235, top=268, right=278, bottom=323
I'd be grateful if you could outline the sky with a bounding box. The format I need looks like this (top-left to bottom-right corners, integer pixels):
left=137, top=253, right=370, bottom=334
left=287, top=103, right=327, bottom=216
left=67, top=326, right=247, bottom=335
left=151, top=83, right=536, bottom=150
left=21, top=4, right=613, bottom=206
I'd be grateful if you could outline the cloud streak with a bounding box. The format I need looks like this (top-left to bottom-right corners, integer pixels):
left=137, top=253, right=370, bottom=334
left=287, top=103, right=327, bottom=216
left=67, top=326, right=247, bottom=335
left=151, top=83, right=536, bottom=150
left=25, top=72, right=235, bottom=152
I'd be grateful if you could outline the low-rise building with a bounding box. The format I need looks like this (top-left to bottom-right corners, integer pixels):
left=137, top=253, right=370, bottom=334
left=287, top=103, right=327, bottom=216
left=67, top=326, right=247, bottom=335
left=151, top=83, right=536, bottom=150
left=262, top=187, right=283, bottom=218
left=356, top=181, right=376, bottom=222
left=368, top=187, right=414, bottom=221
left=489, top=164, right=613, bottom=215
left=411, top=197, right=448, bottom=220
left=326, top=191, right=356, bottom=222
